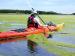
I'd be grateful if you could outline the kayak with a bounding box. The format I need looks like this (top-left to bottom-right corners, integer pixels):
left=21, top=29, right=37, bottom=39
left=0, top=23, right=64, bottom=39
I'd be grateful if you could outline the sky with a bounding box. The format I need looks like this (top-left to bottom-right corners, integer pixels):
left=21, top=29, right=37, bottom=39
left=0, top=0, right=75, bottom=14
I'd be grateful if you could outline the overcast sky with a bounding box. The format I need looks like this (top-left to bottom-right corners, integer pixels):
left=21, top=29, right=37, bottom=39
left=0, top=0, right=75, bottom=14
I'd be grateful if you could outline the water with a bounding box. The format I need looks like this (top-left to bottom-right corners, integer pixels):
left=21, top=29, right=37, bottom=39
left=0, top=22, right=5, bottom=24
left=0, top=22, right=26, bottom=31
left=0, top=22, right=75, bottom=56
left=0, top=22, right=56, bottom=56
left=0, top=40, right=55, bottom=56
left=53, top=34, right=75, bottom=44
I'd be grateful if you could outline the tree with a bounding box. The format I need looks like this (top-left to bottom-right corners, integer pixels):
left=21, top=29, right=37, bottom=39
left=72, top=13, right=75, bottom=15
left=0, top=9, right=60, bottom=14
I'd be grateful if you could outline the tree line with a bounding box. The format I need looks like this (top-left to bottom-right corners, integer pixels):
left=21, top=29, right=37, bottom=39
left=0, top=9, right=74, bottom=15
left=0, top=9, right=60, bottom=14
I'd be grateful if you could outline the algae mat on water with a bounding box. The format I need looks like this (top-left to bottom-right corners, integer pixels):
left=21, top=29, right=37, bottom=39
left=27, top=33, right=75, bottom=56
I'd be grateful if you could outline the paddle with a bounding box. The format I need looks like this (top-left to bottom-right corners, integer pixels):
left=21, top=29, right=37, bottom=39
left=32, top=8, right=46, bottom=24
left=32, top=8, right=58, bottom=38
left=31, top=8, right=66, bottom=36
left=37, top=12, right=65, bottom=35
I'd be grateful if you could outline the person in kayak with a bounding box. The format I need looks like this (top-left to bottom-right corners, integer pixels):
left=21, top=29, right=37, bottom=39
left=27, top=10, right=42, bottom=28
left=27, top=10, right=53, bottom=38
left=27, top=10, right=42, bottom=52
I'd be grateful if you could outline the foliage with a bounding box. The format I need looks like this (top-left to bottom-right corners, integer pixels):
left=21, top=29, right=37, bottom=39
left=72, top=13, right=75, bottom=15
left=0, top=9, right=59, bottom=14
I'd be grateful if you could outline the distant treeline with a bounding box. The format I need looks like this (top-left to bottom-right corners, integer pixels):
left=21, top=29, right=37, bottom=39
left=72, top=13, right=75, bottom=15
left=0, top=9, right=61, bottom=14
left=0, top=9, right=31, bottom=14
left=0, top=9, right=74, bottom=15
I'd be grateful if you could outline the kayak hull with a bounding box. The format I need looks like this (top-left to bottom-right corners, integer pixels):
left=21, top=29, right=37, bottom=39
left=0, top=23, right=64, bottom=39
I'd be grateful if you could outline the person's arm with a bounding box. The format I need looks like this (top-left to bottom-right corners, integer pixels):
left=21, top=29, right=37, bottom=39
left=34, top=17, right=43, bottom=26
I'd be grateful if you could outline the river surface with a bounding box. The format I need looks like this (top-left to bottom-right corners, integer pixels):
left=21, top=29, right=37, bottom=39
left=0, top=22, right=75, bottom=56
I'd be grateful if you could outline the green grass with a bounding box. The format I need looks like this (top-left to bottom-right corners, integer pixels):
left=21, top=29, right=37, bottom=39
left=0, top=14, right=28, bottom=23
left=0, top=14, right=28, bottom=31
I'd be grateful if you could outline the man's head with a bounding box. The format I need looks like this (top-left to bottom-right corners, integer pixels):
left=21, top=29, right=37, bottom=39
left=32, top=9, right=37, bottom=14
left=31, top=13, right=37, bottom=17
left=31, top=10, right=37, bottom=17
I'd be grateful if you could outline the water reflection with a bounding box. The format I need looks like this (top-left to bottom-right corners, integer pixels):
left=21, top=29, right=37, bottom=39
left=0, top=37, right=40, bottom=56
left=0, top=37, right=55, bottom=56
left=0, top=37, right=26, bottom=44
left=0, top=37, right=36, bottom=56
left=27, top=40, right=37, bottom=53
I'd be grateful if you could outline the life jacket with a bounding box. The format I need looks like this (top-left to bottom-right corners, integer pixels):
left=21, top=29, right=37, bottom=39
left=27, top=16, right=38, bottom=28
left=27, top=16, right=35, bottom=28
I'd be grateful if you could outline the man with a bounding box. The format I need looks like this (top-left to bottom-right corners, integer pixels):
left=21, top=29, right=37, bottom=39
left=27, top=10, right=42, bottom=28
left=27, top=10, right=52, bottom=38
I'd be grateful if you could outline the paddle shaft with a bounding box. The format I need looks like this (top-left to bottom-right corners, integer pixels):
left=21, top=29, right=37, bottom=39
left=32, top=8, right=54, bottom=33
left=37, top=15, right=53, bottom=32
